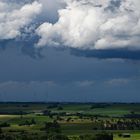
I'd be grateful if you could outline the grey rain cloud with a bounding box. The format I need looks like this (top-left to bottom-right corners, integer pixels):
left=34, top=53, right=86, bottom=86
left=0, top=78, right=139, bottom=102
left=0, top=81, right=56, bottom=102
left=105, top=78, right=130, bottom=86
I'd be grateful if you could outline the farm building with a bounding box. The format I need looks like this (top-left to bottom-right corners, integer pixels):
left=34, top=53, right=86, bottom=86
left=119, top=133, right=131, bottom=138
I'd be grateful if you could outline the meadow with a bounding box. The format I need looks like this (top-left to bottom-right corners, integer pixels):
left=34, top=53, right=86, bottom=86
left=0, top=102, right=140, bottom=139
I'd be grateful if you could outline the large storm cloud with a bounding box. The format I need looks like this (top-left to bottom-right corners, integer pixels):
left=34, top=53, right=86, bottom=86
left=36, top=0, right=140, bottom=50
left=0, top=0, right=140, bottom=60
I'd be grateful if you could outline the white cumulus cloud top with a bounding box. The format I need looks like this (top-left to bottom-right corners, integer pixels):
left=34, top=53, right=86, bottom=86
left=0, top=1, right=42, bottom=40
left=36, top=0, right=140, bottom=50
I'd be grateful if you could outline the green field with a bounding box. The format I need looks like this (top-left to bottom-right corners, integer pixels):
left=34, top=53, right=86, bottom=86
left=0, top=103, right=140, bottom=139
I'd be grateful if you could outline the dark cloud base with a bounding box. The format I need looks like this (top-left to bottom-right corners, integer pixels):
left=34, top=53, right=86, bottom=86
left=70, top=48, right=140, bottom=60
left=1, top=39, right=140, bottom=61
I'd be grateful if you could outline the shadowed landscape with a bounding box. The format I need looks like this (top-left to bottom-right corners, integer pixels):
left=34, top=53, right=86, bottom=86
left=0, top=102, right=140, bottom=140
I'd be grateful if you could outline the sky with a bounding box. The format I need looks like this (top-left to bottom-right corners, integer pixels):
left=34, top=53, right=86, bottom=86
left=0, top=0, right=140, bottom=102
